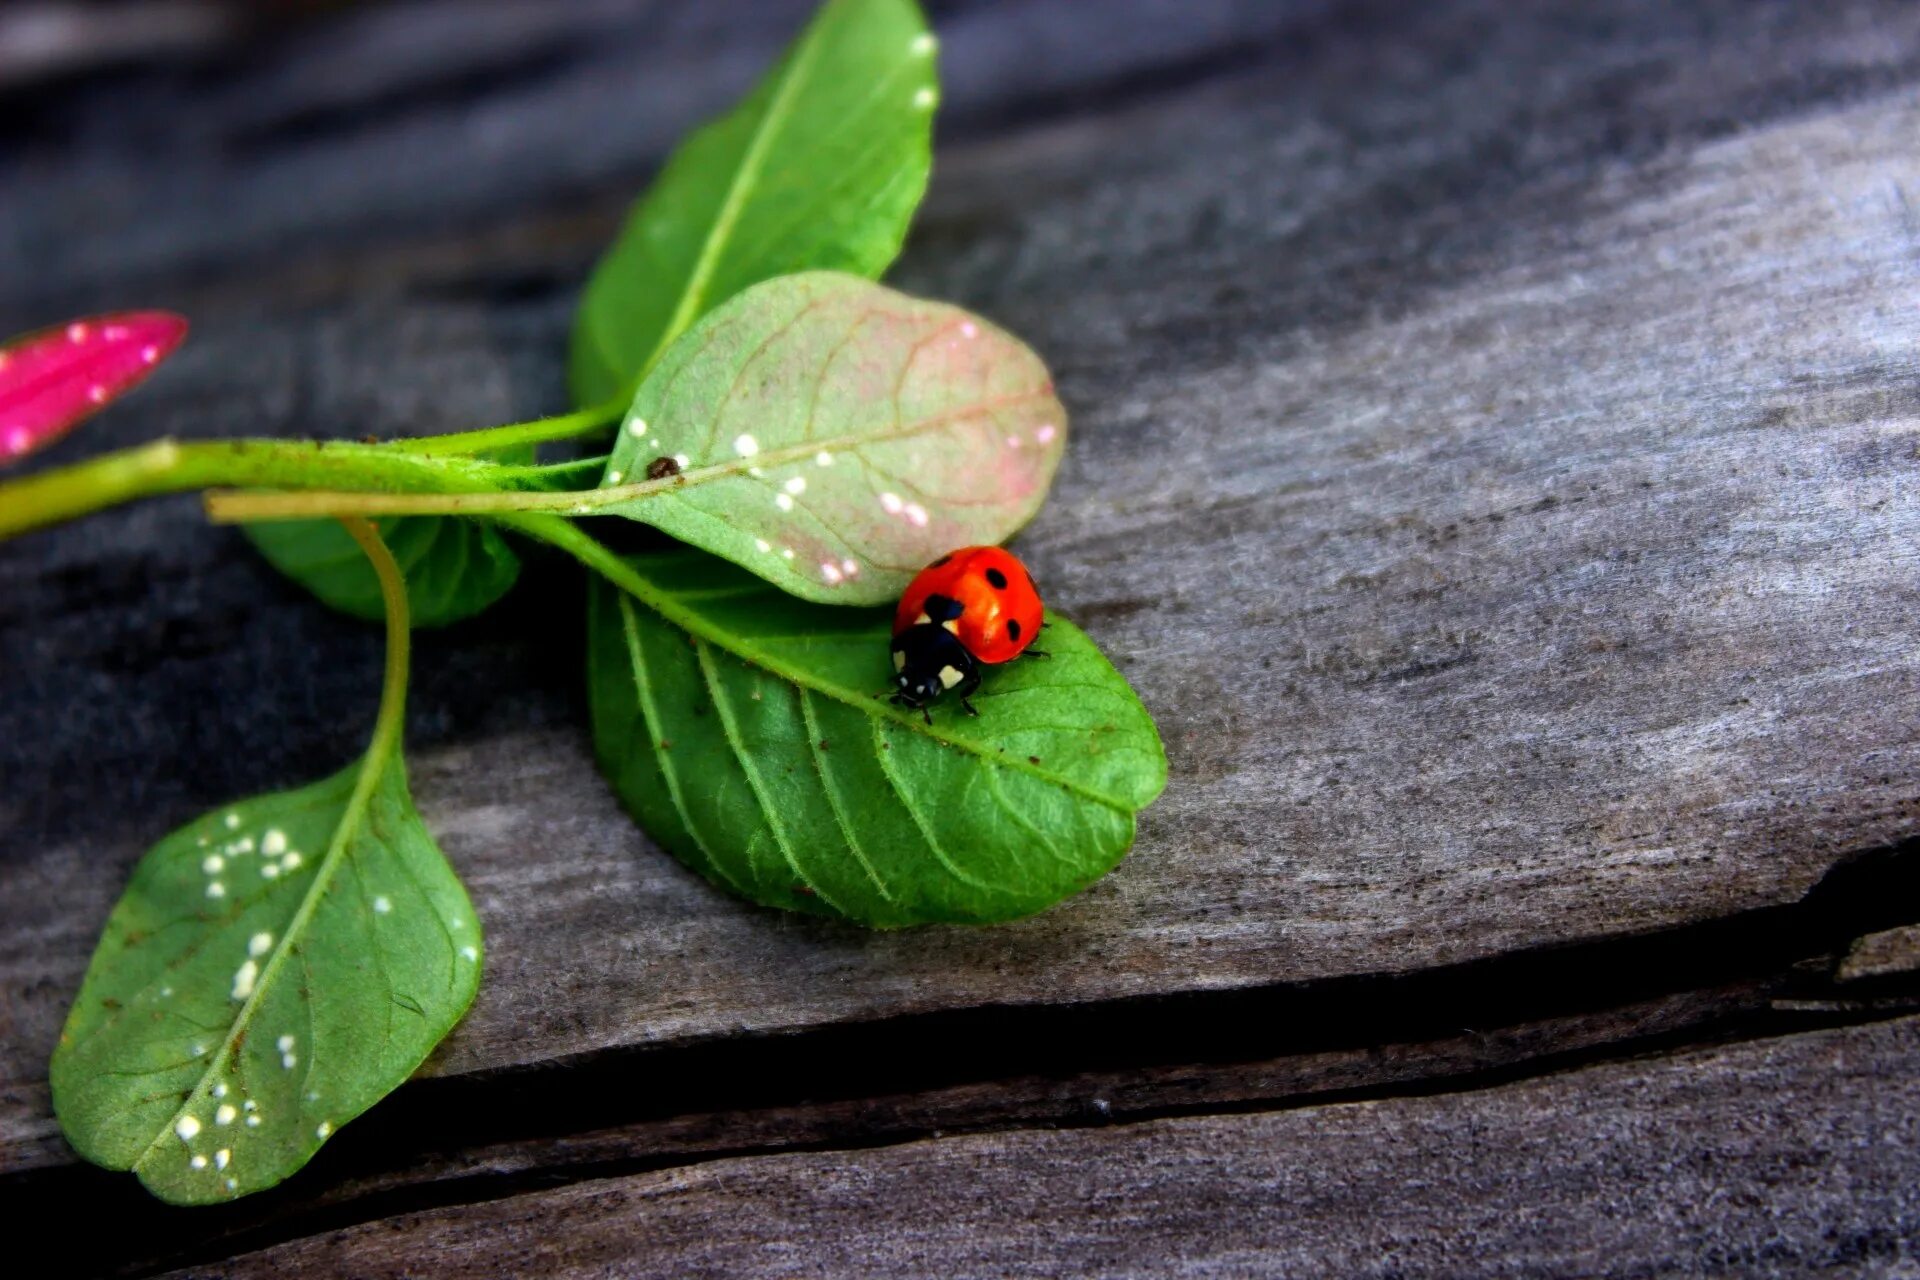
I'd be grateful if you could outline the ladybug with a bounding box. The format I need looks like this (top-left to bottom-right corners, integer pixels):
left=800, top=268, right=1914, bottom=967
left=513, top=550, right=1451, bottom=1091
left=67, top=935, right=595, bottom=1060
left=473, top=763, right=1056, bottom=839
left=890, top=546, right=1047, bottom=721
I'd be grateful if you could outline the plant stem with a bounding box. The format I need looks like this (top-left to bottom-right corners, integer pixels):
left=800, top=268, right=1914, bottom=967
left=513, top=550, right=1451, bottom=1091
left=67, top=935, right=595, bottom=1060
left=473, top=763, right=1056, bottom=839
left=0, top=438, right=504, bottom=540
left=378, top=397, right=627, bottom=457
left=205, top=472, right=680, bottom=522
left=339, top=517, right=412, bottom=760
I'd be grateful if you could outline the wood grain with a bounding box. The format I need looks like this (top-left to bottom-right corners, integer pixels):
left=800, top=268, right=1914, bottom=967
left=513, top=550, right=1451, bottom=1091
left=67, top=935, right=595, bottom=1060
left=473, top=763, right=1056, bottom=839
left=175, top=1016, right=1920, bottom=1278
left=3, top=0, right=1920, bottom=1270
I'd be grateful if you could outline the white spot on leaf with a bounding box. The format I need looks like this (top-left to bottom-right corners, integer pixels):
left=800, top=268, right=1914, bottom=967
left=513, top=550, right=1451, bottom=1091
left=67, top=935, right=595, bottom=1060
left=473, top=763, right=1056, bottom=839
left=223, top=813, right=241, bottom=830
left=202, top=855, right=224, bottom=874
left=781, top=547, right=795, bottom=560
left=248, top=932, right=273, bottom=957
left=277, top=1034, right=295, bottom=1052
left=784, top=475, right=807, bottom=495
left=190, top=1154, right=208, bottom=1170
left=245, top=1115, right=261, bottom=1128
left=460, top=945, right=479, bottom=962
left=207, top=881, right=225, bottom=899
left=961, top=322, right=978, bottom=339
left=673, top=453, right=689, bottom=469
left=842, top=559, right=859, bottom=577
left=904, top=502, right=929, bottom=528
left=775, top=492, right=794, bottom=511
left=913, top=87, right=937, bottom=109
left=755, top=538, right=772, bottom=552
left=373, top=895, right=392, bottom=914
left=231, top=959, right=258, bottom=1001
left=627, top=418, right=648, bottom=438
left=281, top=851, right=303, bottom=871
left=815, top=451, right=834, bottom=466
left=880, top=492, right=903, bottom=514
left=733, top=433, right=760, bottom=457
left=1037, top=424, right=1057, bottom=444
left=261, top=829, right=286, bottom=856
left=175, top=1115, right=201, bottom=1141
left=317, top=1121, right=333, bottom=1139
left=821, top=562, right=843, bottom=585
left=261, top=862, right=280, bottom=879
left=215, top=1148, right=230, bottom=1170
left=216, top=1104, right=236, bottom=1125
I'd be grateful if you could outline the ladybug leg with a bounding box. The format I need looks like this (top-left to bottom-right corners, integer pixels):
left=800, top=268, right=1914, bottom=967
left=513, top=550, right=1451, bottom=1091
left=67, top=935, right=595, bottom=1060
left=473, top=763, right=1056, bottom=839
left=1021, top=647, right=1052, bottom=660
left=922, top=706, right=934, bottom=726
left=957, top=666, right=983, bottom=716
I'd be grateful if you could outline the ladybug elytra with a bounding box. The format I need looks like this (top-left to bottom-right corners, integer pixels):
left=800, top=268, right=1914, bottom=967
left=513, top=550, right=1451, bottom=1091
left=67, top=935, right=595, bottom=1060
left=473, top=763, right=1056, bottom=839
left=889, top=546, right=1047, bottom=721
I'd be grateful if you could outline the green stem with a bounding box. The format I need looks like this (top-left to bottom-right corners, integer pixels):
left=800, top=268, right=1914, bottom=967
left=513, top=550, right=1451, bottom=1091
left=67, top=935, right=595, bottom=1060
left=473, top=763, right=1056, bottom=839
left=379, top=397, right=627, bottom=457
left=0, top=438, right=504, bottom=540
left=339, top=517, right=412, bottom=760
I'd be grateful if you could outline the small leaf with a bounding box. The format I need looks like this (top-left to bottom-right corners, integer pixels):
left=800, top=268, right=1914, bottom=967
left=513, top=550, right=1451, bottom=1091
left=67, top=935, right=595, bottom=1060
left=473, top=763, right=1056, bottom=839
left=245, top=516, right=520, bottom=628
left=570, top=0, right=936, bottom=405
left=50, top=760, right=482, bottom=1203
left=244, top=445, right=532, bottom=628
left=600, top=273, right=1066, bottom=605
left=586, top=548, right=1164, bottom=927
left=0, top=312, right=187, bottom=465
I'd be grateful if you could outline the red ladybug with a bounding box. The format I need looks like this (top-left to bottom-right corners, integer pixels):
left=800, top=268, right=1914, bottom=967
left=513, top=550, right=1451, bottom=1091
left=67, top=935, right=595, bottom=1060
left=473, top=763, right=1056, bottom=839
left=889, top=546, right=1047, bottom=720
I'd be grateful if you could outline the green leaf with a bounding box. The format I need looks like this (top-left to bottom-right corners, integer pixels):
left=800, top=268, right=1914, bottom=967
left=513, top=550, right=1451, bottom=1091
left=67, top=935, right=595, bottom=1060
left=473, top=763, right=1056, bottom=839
left=50, top=761, right=482, bottom=1203
left=569, top=0, right=937, bottom=406
left=600, top=272, right=1067, bottom=606
left=51, top=519, right=482, bottom=1204
left=244, top=516, right=520, bottom=628
left=584, top=546, right=1164, bottom=927
left=244, top=443, right=533, bottom=629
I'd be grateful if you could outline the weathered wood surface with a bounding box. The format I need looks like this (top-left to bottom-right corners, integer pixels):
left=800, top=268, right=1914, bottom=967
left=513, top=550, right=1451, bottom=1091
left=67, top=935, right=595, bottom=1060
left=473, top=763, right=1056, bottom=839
left=3, top=0, right=1920, bottom=1273
left=173, top=1016, right=1920, bottom=1279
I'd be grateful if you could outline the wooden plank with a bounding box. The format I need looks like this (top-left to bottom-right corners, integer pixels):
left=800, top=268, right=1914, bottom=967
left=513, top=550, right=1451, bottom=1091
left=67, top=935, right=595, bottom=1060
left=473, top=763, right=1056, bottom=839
left=4, top=0, right=1920, bottom=1199
left=173, top=1015, right=1920, bottom=1277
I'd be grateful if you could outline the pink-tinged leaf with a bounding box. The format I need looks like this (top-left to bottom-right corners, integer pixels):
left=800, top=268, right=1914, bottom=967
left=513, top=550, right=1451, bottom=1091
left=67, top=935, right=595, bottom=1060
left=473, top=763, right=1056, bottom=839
left=599, top=273, right=1067, bottom=605
left=0, top=312, right=188, bottom=465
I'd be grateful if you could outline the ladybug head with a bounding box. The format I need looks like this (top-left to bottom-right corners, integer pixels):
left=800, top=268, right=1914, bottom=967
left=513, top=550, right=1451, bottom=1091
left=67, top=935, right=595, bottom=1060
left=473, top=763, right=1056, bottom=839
left=889, top=623, right=977, bottom=711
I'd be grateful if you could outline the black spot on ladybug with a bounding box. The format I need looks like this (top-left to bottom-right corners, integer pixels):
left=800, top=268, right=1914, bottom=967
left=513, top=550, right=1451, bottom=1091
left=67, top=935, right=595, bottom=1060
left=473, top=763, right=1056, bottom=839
left=1006, top=619, right=1022, bottom=643
left=646, top=455, right=681, bottom=480
left=986, top=567, right=1009, bottom=589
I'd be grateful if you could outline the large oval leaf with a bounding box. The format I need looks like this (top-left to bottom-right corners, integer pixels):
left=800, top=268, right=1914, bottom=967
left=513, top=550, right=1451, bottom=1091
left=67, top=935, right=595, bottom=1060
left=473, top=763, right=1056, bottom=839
left=569, top=0, right=936, bottom=405
left=244, top=516, right=521, bottom=629
left=50, top=756, right=482, bottom=1204
left=0, top=312, right=187, bottom=465
left=585, top=546, right=1163, bottom=927
left=599, top=272, right=1067, bottom=605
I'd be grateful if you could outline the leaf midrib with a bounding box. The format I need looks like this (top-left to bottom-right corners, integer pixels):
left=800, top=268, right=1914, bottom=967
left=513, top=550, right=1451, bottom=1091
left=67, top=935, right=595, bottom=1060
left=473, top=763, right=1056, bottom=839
left=653, top=3, right=834, bottom=369
left=129, top=742, right=395, bottom=1179
left=528, top=515, right=1153, bottom=815
left=606, top=386, right=1058, bottom=508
